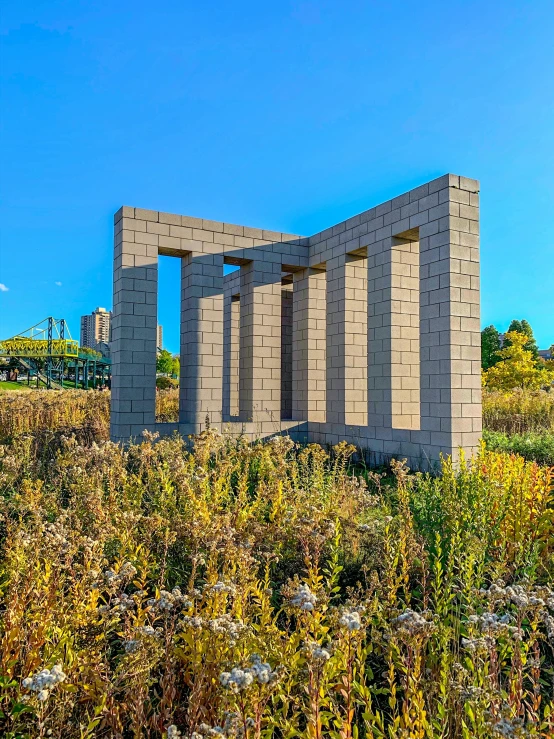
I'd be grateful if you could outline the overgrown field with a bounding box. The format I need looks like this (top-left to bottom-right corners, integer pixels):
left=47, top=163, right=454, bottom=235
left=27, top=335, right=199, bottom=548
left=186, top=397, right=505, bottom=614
left=0, top=390, right=553, bottom=738
left=0, top=390, right=110, bottom=443
left=1, top=388, right=553, bottom=443
left=483, top=390, right=554, bottom=466
left=483, top=391, right=554, bottom=434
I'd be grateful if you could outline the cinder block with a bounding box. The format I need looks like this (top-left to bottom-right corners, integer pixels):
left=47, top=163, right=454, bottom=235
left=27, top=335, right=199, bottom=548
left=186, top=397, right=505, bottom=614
left=158, top=211, right=182, bottom=226
left=459, top=176, right=480, bottom=193
left=135, top=208, right=158, bottom=222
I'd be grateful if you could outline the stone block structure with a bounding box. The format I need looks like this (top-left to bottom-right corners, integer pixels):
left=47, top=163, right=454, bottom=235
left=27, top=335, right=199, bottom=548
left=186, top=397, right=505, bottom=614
left=111, top=174, right=482, bottom=467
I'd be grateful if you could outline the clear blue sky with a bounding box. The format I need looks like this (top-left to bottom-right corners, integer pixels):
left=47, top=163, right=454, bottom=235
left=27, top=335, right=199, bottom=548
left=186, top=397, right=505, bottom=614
left=1, top=0, right=553, bottom=353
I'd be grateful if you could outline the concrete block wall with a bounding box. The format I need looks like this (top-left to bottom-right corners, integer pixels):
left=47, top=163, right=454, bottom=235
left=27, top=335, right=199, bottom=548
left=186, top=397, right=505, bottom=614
left=111, top=207, right=158, bottom=440
left=367, top=236, right=420, bottom=432
left=180, top=252, right=224, bottom=425
left=239, top=260, right=283, bottom=423
left=111, top=173, right=481, bottom=467
left=292, top=268, right=326, bottom=422
left=326, top=254, right=368, bottom=426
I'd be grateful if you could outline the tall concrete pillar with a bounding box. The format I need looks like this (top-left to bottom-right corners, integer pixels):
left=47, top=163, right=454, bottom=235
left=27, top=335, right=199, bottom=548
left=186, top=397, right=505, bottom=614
left=367, top=236, right=421, bottom=432
left=418, top=183, right=481, bottom=460
left=179, top=253, right=224, bottom=427
left=239, top=261, right=282, bottom=423
left=111, top=207, right=158, bottom=441
left=326, top=254, right=368, bottom=426
left=292, top=267, right=326, bottom=422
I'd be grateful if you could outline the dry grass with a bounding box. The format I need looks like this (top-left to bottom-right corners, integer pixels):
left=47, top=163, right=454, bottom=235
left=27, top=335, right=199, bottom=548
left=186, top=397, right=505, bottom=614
left=483, top=389, right=554, bottom=434
left=2, top=388, right=552, bottom=441
left=0, top=389, right=183, bottom=442
left=0, top=389, right=110, bottom=441
left=156, top=388, right=179, bottom=423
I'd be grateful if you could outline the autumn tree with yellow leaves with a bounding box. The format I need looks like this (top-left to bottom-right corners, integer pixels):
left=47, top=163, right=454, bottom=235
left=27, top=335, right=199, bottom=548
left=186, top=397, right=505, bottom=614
left=483, top=331, right=554, bottom=390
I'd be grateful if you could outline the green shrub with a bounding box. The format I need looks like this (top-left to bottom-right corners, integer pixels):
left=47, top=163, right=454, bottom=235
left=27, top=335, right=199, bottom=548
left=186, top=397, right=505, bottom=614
left=483, top=429, right=554, bottom=466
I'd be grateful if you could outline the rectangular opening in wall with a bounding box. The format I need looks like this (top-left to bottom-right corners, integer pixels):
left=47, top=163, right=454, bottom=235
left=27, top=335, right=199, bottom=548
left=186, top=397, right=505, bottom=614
left=223, top=264, right=241, bottom=420
left=156, top=254, right=180, bottom=422
left=281, top=275, right=293, bottom=420
left=223, top=289, right=241, bottom=420
left=391, top=236, right=420, bottom=430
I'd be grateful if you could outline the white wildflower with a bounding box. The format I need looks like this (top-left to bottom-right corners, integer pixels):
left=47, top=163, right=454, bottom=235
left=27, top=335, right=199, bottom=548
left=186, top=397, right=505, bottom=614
left=290, top=583, right=317, bottom=611
left=137, top=625, right=157, bottom=637
left=206, top=580, right=236, bottom=596
left=505, top=585, right=530, bottom=610
left=467, top=611, right=517, bottom=638
left=147, top=587, right=192, bottom=613
left=461, top=636, right=491, bottom=652
left=124, top=639, right=139, bottom=654
left=542, top=612, right=554, bottom=643
left=21, top=664, right=67, bottom=700
left=459, top=685, right=485, bottom=701
left=206, top=728, right=226, bottom=737
left=219, top=667, right=254, bottom=693
left=340, top=609, right=362, bottom=632
left=305, top=640, right=331, bottom=662
left=182, top=615, right=204, bottom=629
left=269, top=435, right=295, bottom=454
left=219, top=656, right=279, bottom=693
left=249, top=653, right=279, bottom=684
left=103, top=561, right=137, bottom=587
left=119, top=561, right=138, bottom=579
left=490, top=716, right=525, bottom=737
left=111, top=592, right=136, bottom=613
left=208, top=614, right=247, bottom=645
left=392, top=609, right=435, bottom=637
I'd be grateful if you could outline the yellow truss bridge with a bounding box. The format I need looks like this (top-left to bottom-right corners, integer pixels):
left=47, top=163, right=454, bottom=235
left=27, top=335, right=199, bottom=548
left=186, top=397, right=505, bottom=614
left=0, top=317, right=110, bottom=389
left=0, top=336, right=79, bottom=359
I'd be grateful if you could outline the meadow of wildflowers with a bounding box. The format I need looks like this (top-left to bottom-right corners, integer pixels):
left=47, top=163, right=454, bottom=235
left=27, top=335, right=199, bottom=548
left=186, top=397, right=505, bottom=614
left=0, top=391, right=553, bottom=738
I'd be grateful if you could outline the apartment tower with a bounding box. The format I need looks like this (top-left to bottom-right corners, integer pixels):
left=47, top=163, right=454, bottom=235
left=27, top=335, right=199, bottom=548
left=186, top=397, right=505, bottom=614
left=80, top=307, right=112, bottom=349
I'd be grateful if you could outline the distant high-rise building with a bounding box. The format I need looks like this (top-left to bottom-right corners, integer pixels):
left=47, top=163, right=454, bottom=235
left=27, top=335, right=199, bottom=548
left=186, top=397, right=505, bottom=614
left=80, top=307, right=112, bottom=350
left=157, top=324, right=163, bottom=349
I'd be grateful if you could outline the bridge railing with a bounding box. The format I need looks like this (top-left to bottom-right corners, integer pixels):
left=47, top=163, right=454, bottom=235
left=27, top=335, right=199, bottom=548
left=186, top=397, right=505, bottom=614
left=0, top=338, right=80, bottom=358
